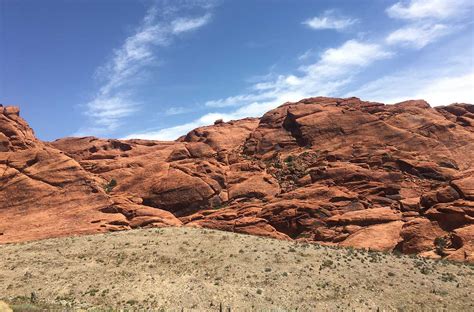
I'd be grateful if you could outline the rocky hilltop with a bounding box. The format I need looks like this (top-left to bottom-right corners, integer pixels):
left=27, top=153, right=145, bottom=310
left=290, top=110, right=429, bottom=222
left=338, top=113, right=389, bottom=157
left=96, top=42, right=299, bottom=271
left=1, top=97, right=473, bottom=261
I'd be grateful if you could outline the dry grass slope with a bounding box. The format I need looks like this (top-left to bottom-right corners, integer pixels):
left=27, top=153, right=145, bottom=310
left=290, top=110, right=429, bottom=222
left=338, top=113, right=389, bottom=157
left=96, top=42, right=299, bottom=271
left=0, top=227, right=473, bottom=311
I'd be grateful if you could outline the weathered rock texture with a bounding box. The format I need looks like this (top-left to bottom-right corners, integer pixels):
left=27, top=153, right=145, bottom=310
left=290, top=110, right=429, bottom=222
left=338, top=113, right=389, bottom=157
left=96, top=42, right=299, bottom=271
left=1, top=98, right=473, bottom=261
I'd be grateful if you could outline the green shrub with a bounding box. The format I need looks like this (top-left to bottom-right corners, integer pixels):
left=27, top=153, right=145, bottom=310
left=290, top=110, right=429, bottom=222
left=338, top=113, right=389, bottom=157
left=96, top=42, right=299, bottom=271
left=104, top=179, right=117, bottom=193
left=434, top=236, right=448, bottom=255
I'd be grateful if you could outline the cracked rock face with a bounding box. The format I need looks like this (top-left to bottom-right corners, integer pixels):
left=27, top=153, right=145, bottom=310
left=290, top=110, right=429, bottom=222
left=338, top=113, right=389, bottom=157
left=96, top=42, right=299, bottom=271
left=1, top=98, right=473, bottom=262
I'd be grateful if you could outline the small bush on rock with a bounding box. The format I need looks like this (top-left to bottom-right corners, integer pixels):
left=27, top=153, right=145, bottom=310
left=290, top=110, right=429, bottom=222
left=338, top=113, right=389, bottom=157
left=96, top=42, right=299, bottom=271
left=104, top=179, right=117, bottom=193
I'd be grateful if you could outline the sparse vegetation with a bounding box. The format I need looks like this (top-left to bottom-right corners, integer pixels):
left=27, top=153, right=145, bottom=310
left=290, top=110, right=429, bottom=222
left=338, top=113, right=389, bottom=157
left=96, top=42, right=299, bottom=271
left=103, top=178, right=117, bottom=193
left=0, top=227, right=472, bottom=311
left=435, top=236, right=449, bottom=255
left=267, top=151, right=320, bottom=191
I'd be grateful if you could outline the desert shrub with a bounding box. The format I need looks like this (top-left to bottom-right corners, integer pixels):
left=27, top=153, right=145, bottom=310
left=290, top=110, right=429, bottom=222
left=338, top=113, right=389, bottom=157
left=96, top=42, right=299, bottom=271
left=434, top=236, right=448, bottom=255
left=30, top=292, right=37, bottom=303
left=104, top=179, right=117, bottom=193
left=440, top=272, right=457, bottom=282
left=420, top=266, right=432, bottom=275
left=320, top=259, right=334, bottom=269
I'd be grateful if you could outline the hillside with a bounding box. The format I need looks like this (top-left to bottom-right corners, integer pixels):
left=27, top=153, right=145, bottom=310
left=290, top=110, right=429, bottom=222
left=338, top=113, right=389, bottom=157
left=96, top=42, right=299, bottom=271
left=0, top=97, right=473, bottom=261
left=1, top=227, right=473, bottom=311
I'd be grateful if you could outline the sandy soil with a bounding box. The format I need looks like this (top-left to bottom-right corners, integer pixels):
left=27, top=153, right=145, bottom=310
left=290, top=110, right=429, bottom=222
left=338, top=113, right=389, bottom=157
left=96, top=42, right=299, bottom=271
left=0, top=227, right=473, bottom=311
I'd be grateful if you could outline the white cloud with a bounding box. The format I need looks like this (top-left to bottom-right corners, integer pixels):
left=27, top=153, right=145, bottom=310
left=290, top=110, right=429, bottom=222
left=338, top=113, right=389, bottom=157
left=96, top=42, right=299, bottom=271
left=386, top=0, right=474, bottom=20
left=127, top=40, right=392, bottom=140
left=205, top=93, right=268, bottom=108
left=206, top=40, right=391, bottom=111
left=165, top=106, right=193, bottom=115
left=123, top=112, right=230, bottom=140
left=386, top=23, right=450, bottom=48
left=303, top=10, right=358, bottom=31
left=124, top=121, right=201, bottom=141
left=298, top=49, right=314, bottom=61
left=77, top=3, right=213, bottom=136
left=385, top=0, right=472, bottom=50
left=171, top=13, right=211, bottom=34
left=349, top=69, right=474, bottom=106
left=123, top=1, right=472, bottom=141
left=315, top=40, right=392, bottom=68
left=419, top=72, right=474, bottom=105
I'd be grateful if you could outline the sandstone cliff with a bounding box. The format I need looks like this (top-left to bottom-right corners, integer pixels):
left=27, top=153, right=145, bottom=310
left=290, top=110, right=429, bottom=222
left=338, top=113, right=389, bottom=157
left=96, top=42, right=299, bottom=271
left=1, top=97, right=473, bottom=261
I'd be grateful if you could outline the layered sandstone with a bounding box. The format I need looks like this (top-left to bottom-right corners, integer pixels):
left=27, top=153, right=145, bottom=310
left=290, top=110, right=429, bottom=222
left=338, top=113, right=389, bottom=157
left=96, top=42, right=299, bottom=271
left=1, top=98, right=473, bottom=261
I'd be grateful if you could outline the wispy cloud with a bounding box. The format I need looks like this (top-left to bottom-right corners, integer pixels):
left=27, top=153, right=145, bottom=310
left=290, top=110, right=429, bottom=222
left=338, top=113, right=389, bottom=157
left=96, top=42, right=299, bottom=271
left=171, top=13, right=211, bottom=33
left=165, top=106, right=194, bottom=116
left=207, top=40, right=391, bottom=108
left=385, top=0, right=473, bottom=51
left=350, top=25, right=474, bottom=105
left=297, top=49, right=315, bottom=61
left=303, top=10, right=358, bottom=31
left=205, top=93, right=268, bottom=108
left=349, top=69, right=474, bottom=106
left=124, top=0, right=472, bottom=141
left=125, top=69, right=474, bottom=141
left=129, top=40, right=392, bottom=140
left=123, top=112, right=226, bottom=140
left=76, top=2, right=214, bottom=136
left=414, top=72, right=474, bottom=105
left=386, top=23, right=450, bottom=49
left=386, top=0, right=474, bottom=20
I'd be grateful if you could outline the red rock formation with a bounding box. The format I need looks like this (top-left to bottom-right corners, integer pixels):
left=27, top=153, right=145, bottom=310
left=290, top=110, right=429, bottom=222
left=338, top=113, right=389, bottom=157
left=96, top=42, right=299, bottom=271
left=0, top=105, right=181, bottom=242
left=1, top=97, right=473, bottom=261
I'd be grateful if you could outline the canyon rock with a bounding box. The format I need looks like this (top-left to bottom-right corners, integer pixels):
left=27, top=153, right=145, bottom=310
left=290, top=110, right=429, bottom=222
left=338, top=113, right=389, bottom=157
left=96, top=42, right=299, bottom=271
left=1, top=97, right=473, bottom=261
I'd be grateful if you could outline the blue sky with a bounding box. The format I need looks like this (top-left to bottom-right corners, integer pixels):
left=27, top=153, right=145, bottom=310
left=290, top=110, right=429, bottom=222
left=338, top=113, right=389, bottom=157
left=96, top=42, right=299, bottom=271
left=1, top=0, right=473, bottom=141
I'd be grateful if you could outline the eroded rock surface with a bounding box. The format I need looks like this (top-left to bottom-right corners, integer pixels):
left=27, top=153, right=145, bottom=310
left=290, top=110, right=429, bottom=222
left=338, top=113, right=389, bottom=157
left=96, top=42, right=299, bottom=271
left=1, top=97, right=473, bottom=261
left=0, top=105, right=181, bottom=242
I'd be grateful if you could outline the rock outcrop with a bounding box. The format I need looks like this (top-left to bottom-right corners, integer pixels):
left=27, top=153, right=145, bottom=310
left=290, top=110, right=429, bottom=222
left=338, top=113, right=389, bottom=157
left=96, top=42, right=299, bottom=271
left=1, top=97, right=473, bottom=261
left=0, top=105, right=181, bottom=242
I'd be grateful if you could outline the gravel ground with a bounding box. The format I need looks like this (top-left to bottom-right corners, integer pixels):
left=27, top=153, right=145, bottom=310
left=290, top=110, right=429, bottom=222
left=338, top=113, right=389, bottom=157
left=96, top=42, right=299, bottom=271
left=0, top=227, right=473, bottom=311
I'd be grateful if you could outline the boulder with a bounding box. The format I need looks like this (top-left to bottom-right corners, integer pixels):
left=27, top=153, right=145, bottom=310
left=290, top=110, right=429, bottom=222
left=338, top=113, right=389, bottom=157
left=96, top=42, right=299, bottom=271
left=436, top=186, right=460, bottom=203
left=228, top=174, right=280, bottom=200
left=452, top=176, right=474, bottom=200
left=446, top=225, right=474, bottom=262
left=339, top=221, right=404, bottom=251
left=400, top=219, right=446, bottom=254
left=145, top=168, right=216, bottom=216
